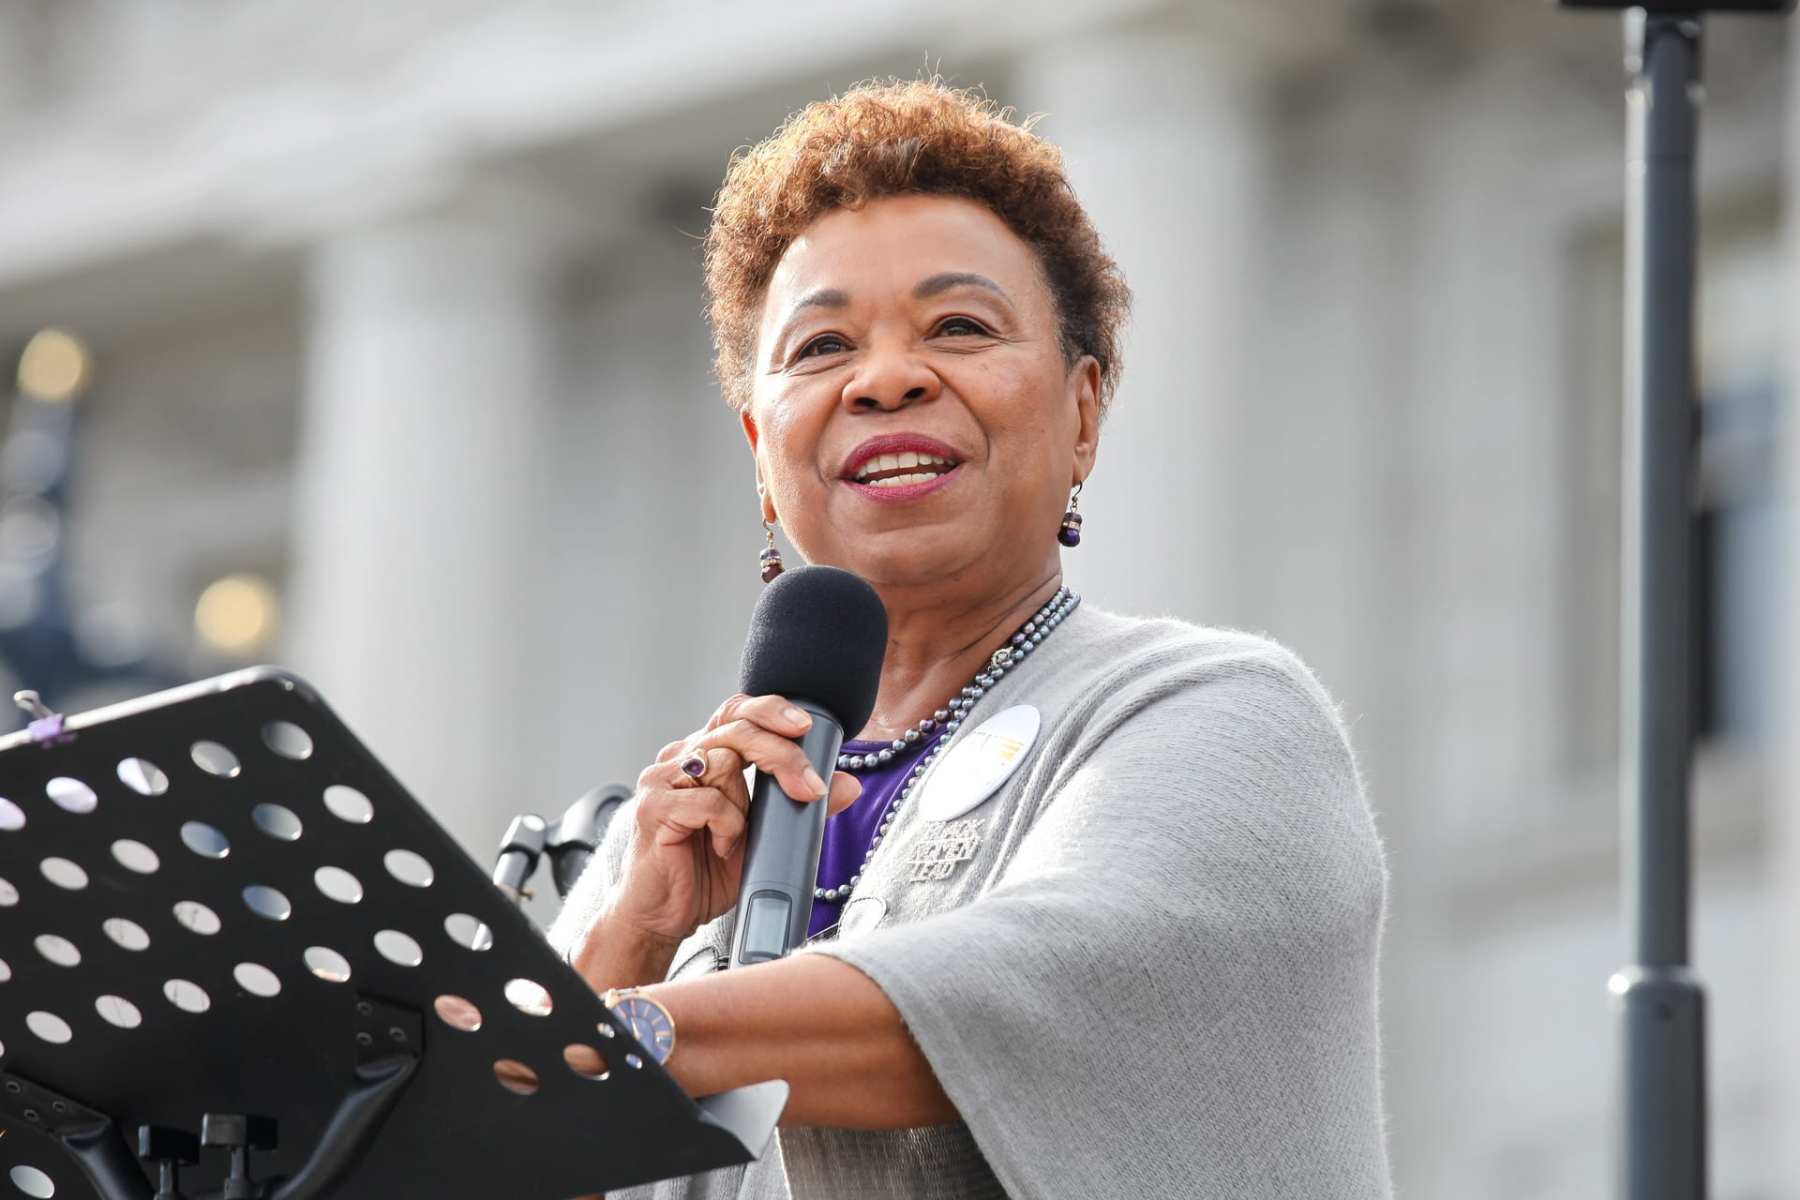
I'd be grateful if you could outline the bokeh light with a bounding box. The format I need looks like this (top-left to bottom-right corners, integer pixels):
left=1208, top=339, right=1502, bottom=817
left=193, top=573, right=280, bottom=656
left=16, top=329, right=94, bottom=404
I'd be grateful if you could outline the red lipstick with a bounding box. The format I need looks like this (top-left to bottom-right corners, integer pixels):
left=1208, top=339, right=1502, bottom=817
left=837, top=433, right=965, bottom=505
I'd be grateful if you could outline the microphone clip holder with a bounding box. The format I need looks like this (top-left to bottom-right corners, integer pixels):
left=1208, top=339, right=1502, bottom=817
left=492, top=784, right=631, bottom=908
left=492, top=814, right=546, bottom=903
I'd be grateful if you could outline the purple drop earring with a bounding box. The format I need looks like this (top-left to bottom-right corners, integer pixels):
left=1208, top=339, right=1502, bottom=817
left=1058, top=483, right=1084, bottom=548
left=759, top=518, right=786, bottom=583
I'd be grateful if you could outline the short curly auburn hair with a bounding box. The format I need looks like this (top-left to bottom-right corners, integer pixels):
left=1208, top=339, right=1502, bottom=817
left=703, top=79, right=1131, bottom=413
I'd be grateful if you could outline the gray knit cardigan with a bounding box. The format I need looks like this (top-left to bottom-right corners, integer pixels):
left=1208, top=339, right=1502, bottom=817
left=548, top=604, right=1394, bottom=1199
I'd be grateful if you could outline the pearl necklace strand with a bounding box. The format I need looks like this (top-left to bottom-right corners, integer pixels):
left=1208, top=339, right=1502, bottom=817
left=814, top=585, right=1080, bottom=905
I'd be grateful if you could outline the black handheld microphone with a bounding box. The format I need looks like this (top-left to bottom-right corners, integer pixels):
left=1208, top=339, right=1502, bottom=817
left=729, top=565, right=887, bottom=967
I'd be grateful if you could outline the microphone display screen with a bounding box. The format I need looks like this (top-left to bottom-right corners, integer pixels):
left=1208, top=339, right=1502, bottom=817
left=741, top=890, right=793, bottom=963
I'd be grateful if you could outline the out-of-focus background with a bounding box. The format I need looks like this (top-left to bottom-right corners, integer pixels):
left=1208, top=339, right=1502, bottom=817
left=0, top=1, right=1794, bottom=1195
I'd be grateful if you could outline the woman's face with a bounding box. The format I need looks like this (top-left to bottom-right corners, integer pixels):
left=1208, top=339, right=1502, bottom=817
left=743, top=194, right=1100, bottom=594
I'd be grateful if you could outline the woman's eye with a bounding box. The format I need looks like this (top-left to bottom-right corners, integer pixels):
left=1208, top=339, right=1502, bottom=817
left=934, top=316, right=990, bottom=337
left=798, top=334, right=849, bottom=358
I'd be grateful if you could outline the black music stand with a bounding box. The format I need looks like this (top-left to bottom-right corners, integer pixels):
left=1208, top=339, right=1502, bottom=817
left=0, top=668, right=783, bottom=1199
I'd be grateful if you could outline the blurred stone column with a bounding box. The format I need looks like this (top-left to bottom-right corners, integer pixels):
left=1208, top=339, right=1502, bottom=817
left=1011, top=33, right=1266, bottom=623
left=1774, top=34, right=1800, bottom=1190
left=287, top=202, right=568, bottom=858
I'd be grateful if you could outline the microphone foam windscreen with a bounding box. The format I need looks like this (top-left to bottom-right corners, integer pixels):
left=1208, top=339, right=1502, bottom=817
left=739, top=565, right=888, bottom=736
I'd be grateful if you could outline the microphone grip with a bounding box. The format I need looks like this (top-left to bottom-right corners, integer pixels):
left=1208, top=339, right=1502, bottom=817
left=729, top=699, right=845, bottom=967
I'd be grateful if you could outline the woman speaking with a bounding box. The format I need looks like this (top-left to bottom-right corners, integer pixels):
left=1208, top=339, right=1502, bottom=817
left=550, top=79, right=1392, bottom=1199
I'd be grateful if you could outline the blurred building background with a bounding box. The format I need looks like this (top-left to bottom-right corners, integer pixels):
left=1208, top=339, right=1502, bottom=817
left=0, top=0, right=1794, bottom=1196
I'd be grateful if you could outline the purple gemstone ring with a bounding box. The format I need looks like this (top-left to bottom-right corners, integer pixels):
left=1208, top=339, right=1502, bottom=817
left=675, top=752, right=710, bottom=786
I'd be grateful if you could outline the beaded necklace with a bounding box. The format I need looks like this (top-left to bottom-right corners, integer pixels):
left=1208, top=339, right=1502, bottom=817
left=813, top=585, right=1080, bottom=905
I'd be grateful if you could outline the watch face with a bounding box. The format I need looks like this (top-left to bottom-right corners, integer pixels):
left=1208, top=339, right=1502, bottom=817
left=613, top=995, right=675, bottom=1064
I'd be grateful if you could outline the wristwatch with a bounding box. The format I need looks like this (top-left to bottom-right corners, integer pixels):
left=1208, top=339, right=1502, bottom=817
left=603, top=987, right=676, bottom=1065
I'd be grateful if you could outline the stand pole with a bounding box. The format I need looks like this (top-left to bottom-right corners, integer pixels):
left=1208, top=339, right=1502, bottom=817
left=1610, top=10, right=1706, bottom=1199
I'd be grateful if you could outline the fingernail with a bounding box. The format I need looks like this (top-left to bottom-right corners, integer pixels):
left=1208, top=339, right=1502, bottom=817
left=803, top=766, right=828, bottom=798
left=784, top=705, right=811, bottom=728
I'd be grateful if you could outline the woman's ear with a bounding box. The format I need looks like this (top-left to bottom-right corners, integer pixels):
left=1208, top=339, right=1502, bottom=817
left=1070, top=355, right=1102, bottom=485
left=740, top=408, right=778, bottom=524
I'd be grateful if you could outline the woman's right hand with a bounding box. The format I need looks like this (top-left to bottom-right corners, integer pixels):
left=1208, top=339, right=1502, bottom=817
left=600, top=693, right=862, bottom=951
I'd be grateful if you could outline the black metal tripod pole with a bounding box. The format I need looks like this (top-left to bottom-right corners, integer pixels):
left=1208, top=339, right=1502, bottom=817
left=1610, top=10, right=1706, bottom=1198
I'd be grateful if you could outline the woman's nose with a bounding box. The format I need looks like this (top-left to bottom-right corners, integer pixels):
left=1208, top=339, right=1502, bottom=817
left=842, top=344, right=941, bottom=412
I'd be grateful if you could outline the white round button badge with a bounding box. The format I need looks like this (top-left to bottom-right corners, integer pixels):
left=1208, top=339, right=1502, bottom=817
left=838, top=896, right=888, bottom=938
left=916, top=704, right=1041, bottom=822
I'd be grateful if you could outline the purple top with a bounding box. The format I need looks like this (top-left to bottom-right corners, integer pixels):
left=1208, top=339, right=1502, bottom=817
left=808, top=727, right=949, bottom=938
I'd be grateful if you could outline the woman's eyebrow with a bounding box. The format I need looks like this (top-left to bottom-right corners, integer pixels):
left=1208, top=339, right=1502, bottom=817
left=789, top=287, right=850, bottom=315
left=913, top=272, right=1010, bottom=303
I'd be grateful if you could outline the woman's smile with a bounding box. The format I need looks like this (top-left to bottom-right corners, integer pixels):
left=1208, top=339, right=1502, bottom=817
left=838, top=432, right=967, bottom=504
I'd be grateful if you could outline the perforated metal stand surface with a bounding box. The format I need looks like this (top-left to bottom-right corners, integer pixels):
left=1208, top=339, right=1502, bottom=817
left=0, top=668, right=784, bottom=1200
